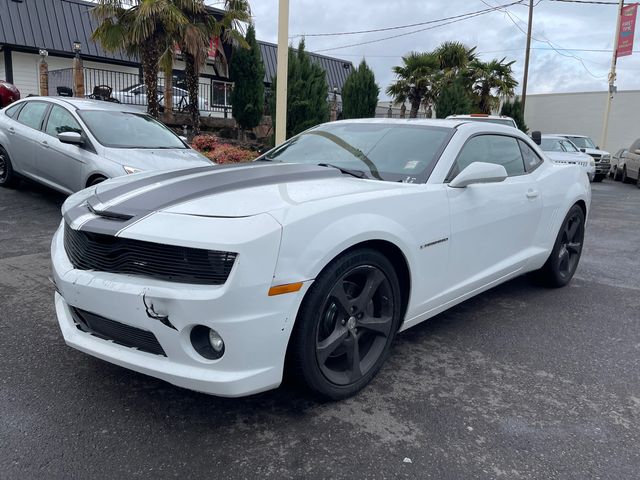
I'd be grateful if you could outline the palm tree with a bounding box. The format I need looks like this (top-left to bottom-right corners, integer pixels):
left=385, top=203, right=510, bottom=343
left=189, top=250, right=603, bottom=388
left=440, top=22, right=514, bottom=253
left=178, top=0, right=251, bottom=134
left=92, top=0, right=190, bottom=118
left=468, top=58, right=518, bottom=114
left=386, top=52, right=439, bottom=118
left=434, top=41, right=477, bottom=79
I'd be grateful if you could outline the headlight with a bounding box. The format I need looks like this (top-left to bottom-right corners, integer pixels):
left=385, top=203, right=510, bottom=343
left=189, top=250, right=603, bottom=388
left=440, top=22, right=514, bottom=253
left=123, top=166, right=142, bottom=175
left=602, top=155, right=610, bottom=161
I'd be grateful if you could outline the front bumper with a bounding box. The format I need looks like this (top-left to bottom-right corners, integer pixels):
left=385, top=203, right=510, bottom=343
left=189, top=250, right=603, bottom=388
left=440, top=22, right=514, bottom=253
left=51, top=217, right=309, bottom=397
left=595, top=163, right=610, bottom=175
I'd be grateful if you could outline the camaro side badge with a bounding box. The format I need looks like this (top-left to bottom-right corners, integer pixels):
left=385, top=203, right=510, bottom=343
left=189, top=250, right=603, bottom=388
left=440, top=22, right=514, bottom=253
left=143, top=293, right=177, bottom=330
left=420, top=238, right=449, bottom=250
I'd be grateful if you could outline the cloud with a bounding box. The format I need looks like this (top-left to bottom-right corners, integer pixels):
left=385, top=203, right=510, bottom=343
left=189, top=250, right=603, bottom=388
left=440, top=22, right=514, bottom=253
left=243, top=0, right=639, bottom=98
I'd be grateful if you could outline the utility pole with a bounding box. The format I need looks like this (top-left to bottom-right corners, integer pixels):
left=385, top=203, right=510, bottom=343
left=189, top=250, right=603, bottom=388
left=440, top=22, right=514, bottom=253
left=275, top=0, right=290, bottom=146
left=521, top=0, right=534, bottom=114
left=600, top=0, right=625, bottom=150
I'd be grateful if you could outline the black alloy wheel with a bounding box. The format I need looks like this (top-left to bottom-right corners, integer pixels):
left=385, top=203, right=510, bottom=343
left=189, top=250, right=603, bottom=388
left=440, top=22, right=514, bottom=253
left=290, top=249, right=402, bottom=399
left=536, top=204, right=585, bottom=288
left=0, top=147, right=18, bottom=187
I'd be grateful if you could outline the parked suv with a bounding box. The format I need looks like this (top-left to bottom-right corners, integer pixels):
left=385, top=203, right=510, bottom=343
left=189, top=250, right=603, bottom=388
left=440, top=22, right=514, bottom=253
left=556, top=134, right=610, bottom=182
left=619, top=138, right=640, bottom=186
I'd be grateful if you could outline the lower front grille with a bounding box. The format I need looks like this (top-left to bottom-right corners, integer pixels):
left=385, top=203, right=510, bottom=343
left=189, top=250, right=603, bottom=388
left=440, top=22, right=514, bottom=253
left=70, top=307, right=166, bottom=356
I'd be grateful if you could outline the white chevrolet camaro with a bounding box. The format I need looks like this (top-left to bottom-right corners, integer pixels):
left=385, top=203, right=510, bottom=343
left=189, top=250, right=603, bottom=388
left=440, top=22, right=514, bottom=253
left=51, top=119, right=591, bottom=399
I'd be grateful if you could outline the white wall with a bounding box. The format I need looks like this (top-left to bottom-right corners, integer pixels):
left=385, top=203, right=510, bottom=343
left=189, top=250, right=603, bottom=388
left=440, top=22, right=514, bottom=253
left=524, top=90, right=640, bottom=153
left=10, top=52, right=140, bottom=97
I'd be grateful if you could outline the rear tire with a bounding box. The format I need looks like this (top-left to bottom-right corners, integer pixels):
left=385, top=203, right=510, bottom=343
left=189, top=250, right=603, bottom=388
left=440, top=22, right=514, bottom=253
left=289, top=248, right=402, bottom=400
left=593, top=174, right=604, bottom=182
left=0, top=147, right=19, bottom=188
left=535, top=205, right=585, bottom=288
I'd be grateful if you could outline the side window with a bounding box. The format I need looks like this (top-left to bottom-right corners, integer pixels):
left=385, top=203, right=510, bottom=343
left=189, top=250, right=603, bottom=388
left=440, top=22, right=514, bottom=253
left=518, top=139, right=543, bottom=172
left=449, top=135, right=525, bottom=180
left=16, top=102, right=49, bottom=130
left=4, top=103, right=23, bottom=119
left=45, top=106, right=82, bottom=137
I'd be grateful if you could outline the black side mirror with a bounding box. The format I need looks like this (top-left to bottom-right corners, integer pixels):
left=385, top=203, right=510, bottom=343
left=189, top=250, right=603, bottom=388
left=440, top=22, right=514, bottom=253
left=596, top=146, right=600, bottom=149
left=580, top=148, right=586, bottom=153
left=531, top=131, right=542, bottom=145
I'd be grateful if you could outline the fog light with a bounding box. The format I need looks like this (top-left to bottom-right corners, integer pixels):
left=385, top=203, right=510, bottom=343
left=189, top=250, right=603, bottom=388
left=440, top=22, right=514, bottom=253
left=190, top=325, right=225, bottom=360
left=208, top=329, right=224, bottom=352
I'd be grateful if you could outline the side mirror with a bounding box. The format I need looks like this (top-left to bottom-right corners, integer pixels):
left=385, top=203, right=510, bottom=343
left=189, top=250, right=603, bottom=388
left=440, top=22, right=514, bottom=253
left=449, top=162, right=508, bottom=188
left=596, top=145, right=600, bottom=149
left=58, top=131, right=84, bottom=146
left=579, top=148, right=586, bottom=153
left=635, top=149, right=640, bottom=155
left=531, top=130, right=542, bottom=145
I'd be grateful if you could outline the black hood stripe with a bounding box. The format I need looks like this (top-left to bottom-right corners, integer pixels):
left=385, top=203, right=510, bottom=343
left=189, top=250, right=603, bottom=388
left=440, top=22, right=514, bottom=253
left=73, top=163, right=342, bottom=236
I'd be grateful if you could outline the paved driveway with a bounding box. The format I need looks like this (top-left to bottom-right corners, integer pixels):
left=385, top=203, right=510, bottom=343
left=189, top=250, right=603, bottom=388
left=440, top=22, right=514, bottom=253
left=1, top=179, right=638, bottom=479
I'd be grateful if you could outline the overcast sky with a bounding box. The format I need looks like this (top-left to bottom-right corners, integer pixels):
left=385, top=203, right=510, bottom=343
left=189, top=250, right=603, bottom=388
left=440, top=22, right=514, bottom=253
left=220, top=0, right=640, bottom=99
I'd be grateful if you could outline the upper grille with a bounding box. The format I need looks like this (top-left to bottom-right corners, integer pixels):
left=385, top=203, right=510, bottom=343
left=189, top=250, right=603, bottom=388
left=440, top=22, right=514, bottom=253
left=64, top=223, right=237, bottom=285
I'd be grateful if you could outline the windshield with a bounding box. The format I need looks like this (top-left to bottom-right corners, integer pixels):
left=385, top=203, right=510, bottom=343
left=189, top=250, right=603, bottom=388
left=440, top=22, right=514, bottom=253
left=565, top=136, right=596, bottom=149
left=540, top=139, right=564, bottom=152
left=78, top=110, right=186, bottom=149
left=259, top=123, right=454, bottom=182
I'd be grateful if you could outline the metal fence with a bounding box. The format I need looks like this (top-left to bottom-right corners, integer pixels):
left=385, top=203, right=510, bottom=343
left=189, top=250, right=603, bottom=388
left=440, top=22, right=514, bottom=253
left=48, top=67, right=233, bottom=118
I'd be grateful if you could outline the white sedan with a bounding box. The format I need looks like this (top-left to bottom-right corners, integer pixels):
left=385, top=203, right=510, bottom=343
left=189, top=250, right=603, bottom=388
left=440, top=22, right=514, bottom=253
left=51, top=119, right=591, bottom=399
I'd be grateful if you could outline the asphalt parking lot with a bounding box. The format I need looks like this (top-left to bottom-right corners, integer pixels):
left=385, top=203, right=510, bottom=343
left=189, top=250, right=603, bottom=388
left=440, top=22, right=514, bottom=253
left=1, top=179, right=639, bottom=479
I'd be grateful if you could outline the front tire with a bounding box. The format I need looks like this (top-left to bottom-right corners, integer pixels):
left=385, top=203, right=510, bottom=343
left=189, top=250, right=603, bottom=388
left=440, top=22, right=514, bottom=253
left=0, top=147, right=19, bottom=188
left=613, top=167, right=622, bottom=181
left=621, top=167, right=630, bottom=184
left=290, top=249, right=402, bottom=399
left=536, top=205, right=585, bottom=288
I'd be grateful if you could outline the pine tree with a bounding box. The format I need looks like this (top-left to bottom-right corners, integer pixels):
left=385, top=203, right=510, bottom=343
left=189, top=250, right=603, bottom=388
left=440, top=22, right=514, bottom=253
left=500, top=97, right=528, bottom=133
left=271, top=39, right=330, bottom=139
left=435, top=80, right=472, bottom=119
left=342, top=60, right=379, bottom=119
left=230, top=25, right=265, bottom=136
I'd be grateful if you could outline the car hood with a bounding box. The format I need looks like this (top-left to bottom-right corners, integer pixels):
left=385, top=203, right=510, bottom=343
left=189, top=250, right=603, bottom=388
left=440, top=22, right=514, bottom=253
left=63, top=163, right=403, bottom=235
left=103, top=147, right=211, bottom=170
left=544, top=152, right=592, bottom=163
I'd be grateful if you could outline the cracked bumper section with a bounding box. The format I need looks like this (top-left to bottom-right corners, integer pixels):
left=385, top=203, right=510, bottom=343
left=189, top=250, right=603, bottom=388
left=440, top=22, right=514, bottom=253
left=51, top=217, right=309, bottom=397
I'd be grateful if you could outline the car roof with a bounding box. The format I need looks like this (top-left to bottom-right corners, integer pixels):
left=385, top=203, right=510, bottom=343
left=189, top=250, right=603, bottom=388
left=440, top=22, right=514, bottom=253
left=554, top=134, right=589, bottom=138
left=12, top=96, right=142, bottom=113
left=541, top=135, right=568, bottom=140
left=446, top=114, right=513, bottom=119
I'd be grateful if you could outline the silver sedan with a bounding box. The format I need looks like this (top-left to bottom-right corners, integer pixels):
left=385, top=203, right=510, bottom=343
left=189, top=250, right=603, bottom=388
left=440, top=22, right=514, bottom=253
left=0, top=98, right=211, bottom=194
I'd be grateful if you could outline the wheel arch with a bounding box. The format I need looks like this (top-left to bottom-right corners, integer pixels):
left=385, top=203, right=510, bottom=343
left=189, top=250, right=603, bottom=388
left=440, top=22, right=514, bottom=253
left=85, top=173, right=108, bottom=188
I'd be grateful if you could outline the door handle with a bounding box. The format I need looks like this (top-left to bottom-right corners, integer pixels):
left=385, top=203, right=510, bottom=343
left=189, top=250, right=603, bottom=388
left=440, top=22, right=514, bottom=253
left=41, top=140, right=49, bottom=149
left=8, top=127, right=15, bottom=134
left=526, top=189, right=539, bottom=199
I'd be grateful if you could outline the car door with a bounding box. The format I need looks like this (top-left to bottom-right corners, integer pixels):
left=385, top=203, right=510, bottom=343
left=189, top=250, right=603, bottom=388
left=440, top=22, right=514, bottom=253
left=445, top=134, right=543, bottom=296
left=38, top=105, right=87, bottom=193
left=628, top=140, right=640, bottom=179
left=7, top=101, right=50, bottom=178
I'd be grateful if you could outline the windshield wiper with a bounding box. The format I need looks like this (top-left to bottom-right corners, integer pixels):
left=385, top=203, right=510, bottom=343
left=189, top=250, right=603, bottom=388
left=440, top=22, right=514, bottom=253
left=317, top=163, right=368, bottom=179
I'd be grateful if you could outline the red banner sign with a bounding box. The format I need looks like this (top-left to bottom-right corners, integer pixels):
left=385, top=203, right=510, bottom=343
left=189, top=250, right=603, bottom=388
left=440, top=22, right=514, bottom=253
left=617, top=3, right=638, bottom=58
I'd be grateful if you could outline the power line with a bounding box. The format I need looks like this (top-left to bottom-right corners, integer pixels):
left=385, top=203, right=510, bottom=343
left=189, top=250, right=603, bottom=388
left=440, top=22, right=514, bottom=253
left=482, top=0, right=608, bottom=78
left=312, top=2, right=527, bottom=53
left=291, top=1, right=525, bottom=38
left=547, top=0, right=618, bottom=5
